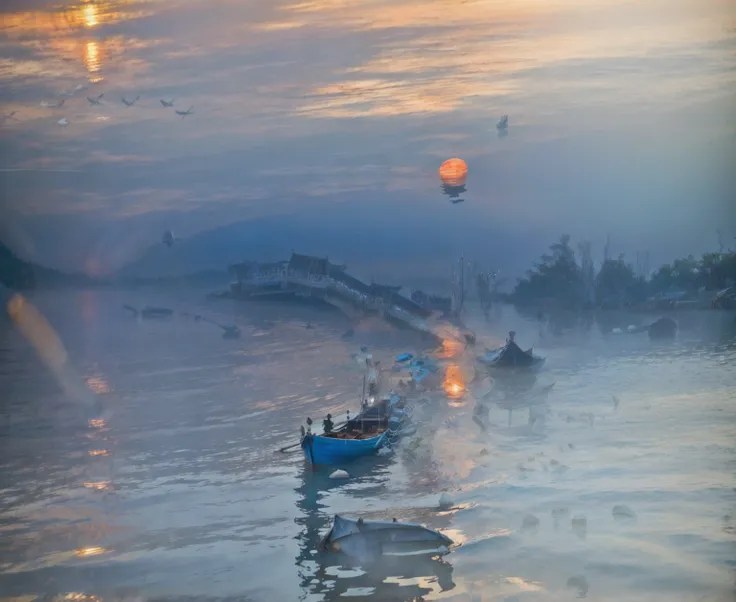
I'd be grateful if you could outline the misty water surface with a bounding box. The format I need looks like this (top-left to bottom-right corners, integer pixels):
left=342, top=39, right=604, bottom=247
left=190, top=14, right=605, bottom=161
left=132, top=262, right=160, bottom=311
left=0, top=290, right=734, bottom=601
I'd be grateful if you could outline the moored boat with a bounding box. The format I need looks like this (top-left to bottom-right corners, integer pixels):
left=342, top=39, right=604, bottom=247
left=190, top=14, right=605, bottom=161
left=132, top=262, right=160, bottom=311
left=477, top=331, right=545, bottom=372
left=299, top=393, right=412, bottom=466
left=301, top=428, right=387, bottom=466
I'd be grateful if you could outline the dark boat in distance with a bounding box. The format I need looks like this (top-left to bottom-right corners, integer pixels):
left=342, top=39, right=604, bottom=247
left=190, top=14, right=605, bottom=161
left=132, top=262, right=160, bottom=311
left=122, top=304, right=175, bottom=319
left=477, top=331, right=545, bottom=372
left=319, top=515, right=454, bottom=559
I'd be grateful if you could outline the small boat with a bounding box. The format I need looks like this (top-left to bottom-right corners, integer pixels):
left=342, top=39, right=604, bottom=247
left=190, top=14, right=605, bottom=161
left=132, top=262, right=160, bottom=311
left=477, top=331, right=545, bottom=372
left=319, top=515, right=453, bottom=559
left=140, top=306, right=174, bottom=319
left=301, top=428, right=387, bottom=466
left=300, top=394, right=411, bottom=466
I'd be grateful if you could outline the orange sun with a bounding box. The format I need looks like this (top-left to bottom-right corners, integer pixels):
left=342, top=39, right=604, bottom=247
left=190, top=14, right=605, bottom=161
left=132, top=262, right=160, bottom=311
left=439, top=158, right=468, bottom=186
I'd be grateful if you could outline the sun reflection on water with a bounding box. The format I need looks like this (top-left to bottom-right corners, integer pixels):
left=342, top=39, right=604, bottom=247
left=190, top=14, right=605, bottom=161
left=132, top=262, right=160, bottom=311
left=83, top=40, right=103, bottom=82
left=83, top=3, right=99, bottom=28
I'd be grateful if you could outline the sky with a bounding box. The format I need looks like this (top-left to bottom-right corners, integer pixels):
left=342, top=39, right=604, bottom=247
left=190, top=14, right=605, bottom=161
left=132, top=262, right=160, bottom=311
left=0, top=0, right=734, bottom=279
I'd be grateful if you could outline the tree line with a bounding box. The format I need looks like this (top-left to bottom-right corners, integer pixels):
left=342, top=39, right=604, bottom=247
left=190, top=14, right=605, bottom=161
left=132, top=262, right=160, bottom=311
left=510, top=234, right=736, bottom=310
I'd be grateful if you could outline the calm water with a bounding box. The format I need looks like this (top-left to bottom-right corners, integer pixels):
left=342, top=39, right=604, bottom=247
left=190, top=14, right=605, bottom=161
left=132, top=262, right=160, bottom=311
left=0, top=289, right=734, bottom=601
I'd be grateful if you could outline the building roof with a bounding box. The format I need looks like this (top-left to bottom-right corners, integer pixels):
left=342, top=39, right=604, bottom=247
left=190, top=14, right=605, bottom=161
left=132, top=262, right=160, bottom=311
left=288, top=252, right=346, bottom=275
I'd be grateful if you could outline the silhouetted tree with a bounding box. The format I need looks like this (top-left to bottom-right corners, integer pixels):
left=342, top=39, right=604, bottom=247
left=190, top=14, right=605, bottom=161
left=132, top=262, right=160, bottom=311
left=512, top=234, right=583, bottom=308
left=596, top=255, right=644, bottom=308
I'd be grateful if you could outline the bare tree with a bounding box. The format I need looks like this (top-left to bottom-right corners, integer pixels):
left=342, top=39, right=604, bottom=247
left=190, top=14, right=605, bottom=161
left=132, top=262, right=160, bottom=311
left=577, top=240, right=595, bottom=306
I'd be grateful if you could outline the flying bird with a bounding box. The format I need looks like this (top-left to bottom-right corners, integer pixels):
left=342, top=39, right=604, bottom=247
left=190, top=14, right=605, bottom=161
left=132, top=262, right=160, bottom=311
left=87, top=93, right=104, bottom=105
left=121, top=95, right=140, bottom=106
left=175, top=106, right=194, bottom=118
left=41, top=99, right=65, bottom=108
left=160, top=99, right=175, bottom=107
left=57, top=117, right=69, bottom=126
left=1, top=111, right=19, bottom=123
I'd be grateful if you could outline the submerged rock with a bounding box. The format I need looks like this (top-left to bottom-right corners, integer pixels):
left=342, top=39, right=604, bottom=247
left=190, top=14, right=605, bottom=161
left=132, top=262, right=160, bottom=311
left=438, top=492, right=454, bottom=510
left=648, top=317, right=677, bottom=340
left=612, top=504, right=636, bottom=519
left=521, top=514, right=540, bottom=531
left=329, top=469, right=349, bottom=480
left=566, top=575, right=590, bottom=597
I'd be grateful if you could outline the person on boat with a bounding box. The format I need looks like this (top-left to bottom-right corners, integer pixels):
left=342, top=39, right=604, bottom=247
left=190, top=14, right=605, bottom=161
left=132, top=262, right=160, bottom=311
left=506, top=330, right=516, bottom=344
left=305, top=416, right=313, bottom=434
left=323, top=414, right=334, bottom=433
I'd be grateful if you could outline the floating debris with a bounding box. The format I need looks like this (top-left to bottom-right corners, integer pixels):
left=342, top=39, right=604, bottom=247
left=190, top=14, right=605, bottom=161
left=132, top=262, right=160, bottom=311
left=41, top=99, right=65, bottom=108
left=329, top=469, right=349, bottom=480
left=57, top=117, right=69, bottom=126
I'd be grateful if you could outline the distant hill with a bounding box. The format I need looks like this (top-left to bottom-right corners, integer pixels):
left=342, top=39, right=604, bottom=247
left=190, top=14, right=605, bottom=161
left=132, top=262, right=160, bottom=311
left=117, top=210, right=529, bottom=284
left=1, top=240, right=37, bottom=290
left=0, top=240, right=99, bottom=290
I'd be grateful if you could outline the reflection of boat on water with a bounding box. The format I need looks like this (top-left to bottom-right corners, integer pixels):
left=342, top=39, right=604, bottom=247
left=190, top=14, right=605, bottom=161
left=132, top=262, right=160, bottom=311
left=319, top=515, right=453, bottom=559
left=477, top=332, right=545, bottom=373
left=482, top=377, right=555, bottom=426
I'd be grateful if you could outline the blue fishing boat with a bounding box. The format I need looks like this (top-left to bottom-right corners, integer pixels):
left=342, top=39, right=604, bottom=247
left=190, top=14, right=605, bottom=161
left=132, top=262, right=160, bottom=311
left=299, top=393, right=412, bottom=466
left=301, top=429, right=387, bottom=466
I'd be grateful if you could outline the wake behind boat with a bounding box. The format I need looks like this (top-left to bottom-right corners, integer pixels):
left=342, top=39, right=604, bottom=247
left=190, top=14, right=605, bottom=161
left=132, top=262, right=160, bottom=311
left=477, top=331, right=545, bottom=372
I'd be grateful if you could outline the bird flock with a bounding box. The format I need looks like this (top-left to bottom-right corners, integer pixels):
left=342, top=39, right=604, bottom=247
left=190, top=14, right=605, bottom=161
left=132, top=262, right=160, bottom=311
left=1, top=82, right=195, bottom=129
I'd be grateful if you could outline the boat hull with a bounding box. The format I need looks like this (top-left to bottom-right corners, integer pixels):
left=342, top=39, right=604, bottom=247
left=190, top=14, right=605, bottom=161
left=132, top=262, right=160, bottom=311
left=482, top=356, right=546, bottom=374
left=301, top=431, right=387, bottom=466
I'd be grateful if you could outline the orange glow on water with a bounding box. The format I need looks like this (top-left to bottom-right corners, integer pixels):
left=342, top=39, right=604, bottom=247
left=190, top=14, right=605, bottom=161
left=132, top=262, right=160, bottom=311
left=443, top=364, right=466, bottom=400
